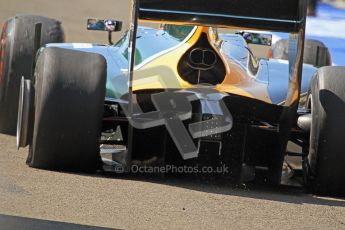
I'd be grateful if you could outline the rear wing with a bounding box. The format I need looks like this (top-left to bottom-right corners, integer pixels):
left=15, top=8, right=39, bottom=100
left=135, top=0, right=307, bottom=107
left=122, top=0, right=308, bottom=168
left=139, top=0, right=307, bottom=32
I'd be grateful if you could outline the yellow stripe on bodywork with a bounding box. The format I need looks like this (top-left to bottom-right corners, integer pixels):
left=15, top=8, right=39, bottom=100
left=133, top=27, right=203, bottom=90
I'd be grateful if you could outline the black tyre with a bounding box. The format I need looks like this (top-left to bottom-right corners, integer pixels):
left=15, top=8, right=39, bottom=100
left=0, top=15, right=64, bottom=135
left=27, top=47, right=106, bottom=171
left=272, top=39, right=331, bottom=67
left=309, top=66, right=345, bottom=195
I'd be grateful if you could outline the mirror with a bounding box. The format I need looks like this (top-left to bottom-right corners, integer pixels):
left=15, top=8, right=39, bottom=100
left=87, top=19, right=122, bottom=32
left=237, top=31, right=272, bottom=46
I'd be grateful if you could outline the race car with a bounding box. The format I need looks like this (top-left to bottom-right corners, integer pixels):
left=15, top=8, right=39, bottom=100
left=0, top=0, right=344, bottom=195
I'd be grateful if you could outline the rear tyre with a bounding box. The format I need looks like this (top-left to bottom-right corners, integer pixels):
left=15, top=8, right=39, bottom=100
left=28, top=47, right=106, bottom=171
left=272, top=39, right=331, bottom=67
left=0, top=15, right=64, bottom=135
left=309, top=66, right=345, bottom=195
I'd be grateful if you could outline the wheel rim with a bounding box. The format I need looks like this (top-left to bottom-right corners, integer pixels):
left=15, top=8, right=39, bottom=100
left=308, top=93, right=316, bottom=175
left=17, top=77, right=32, bottom=149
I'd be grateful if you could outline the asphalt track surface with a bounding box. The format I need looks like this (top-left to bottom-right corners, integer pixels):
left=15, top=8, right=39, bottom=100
left=1, top=1, right=345, bottom=229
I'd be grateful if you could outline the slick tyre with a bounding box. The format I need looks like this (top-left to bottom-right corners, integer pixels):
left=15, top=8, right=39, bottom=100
left=309, top=66, right=345, bottom=195
left=28, top=47, right=106, bottom=171
left=0, top=15, right=64, bottom=135
left=272, top=39, right=331, bottom=67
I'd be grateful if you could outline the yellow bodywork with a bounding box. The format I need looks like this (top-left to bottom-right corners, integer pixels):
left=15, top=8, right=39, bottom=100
left=133, top=26, right=272, bottom=103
